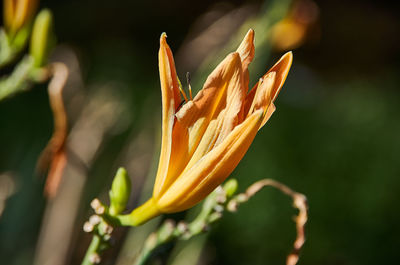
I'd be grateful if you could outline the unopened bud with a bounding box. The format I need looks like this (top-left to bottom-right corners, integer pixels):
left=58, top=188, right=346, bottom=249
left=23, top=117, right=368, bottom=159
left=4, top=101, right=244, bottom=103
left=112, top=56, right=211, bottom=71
left=223, top=179, right=238, bottom=198
left=215, top=186, right=227, bottom=204
left=157, top=219, right=175, bottom=242
left=227, top=200, right=239, bottom=212
left=89, top=215, right=101, bottom=226
left=176, top=221, right=188, bottom=234
left=213, top=204, right=224, bottom=213
left=83, top=222, right=94, bottom=233
left=109, top=167, right=131, bottom=216
left=98, top=222, right=113, bottom=235
left=89, top=253, right=101, bottom=264
left=104, top=224, right=113, bottom=235
left=91, top=198, right=105, bottom=215
left=216, top=194, right=226, bottom=204
left=30, top=9, right=55, bottom=67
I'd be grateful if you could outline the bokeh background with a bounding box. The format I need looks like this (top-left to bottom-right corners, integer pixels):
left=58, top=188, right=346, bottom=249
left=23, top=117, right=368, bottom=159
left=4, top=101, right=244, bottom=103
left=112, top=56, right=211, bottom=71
left=0, top=0, right=399, bottom=264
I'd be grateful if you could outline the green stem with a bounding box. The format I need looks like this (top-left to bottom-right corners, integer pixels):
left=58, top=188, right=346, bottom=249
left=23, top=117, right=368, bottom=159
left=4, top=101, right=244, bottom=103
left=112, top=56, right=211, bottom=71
left=133, top=246, right=153, bottom=265
left=116, top=198, right=161, bottom=227
left=132, top=192, right=222, bottom=265
left=81, top=235, right=101, bottom=265
left=0, top=56, right=35, bottom=101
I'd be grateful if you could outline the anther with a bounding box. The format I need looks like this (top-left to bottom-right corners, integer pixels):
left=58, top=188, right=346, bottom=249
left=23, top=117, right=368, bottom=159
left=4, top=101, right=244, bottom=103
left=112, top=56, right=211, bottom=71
left=186, top=72, right=193, bottom=100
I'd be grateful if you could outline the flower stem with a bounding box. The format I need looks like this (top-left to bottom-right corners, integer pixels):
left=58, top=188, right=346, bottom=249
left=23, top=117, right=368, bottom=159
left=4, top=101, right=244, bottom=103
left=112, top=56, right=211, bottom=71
left=117, top=198, right=161, bottom=226
left=81, top=235, right=101, bottom=265
left=133, top=245, right=153, bottom=265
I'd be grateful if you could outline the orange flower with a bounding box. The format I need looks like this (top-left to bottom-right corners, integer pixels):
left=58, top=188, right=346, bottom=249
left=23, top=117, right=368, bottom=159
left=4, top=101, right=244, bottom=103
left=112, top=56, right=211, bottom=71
left=120, top=29, right=292, bottom=226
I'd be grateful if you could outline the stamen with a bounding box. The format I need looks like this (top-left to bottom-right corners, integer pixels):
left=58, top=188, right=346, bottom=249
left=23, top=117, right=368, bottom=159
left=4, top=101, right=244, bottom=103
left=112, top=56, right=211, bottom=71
left=186, top=72, right=193, bottom=100
left=177, top=77, right=189, bottom=102
left=178, top=100, right=185, bottom=110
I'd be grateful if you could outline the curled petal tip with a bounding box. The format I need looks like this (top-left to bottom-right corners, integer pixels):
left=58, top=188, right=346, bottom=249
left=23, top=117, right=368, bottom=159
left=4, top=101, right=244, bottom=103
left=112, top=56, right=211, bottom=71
left=283, top=51, right=293, bottom=65
left=231, top=51, right=241, bottom=61
left=265, top=50, right=293, bottom=102
left=160, top=32, right=167, bottom=43
left=246, top=28, right=255, bottom=37
left=226, top=52, right=243, bottom=73
left=223, top=52, right=242, bottom=69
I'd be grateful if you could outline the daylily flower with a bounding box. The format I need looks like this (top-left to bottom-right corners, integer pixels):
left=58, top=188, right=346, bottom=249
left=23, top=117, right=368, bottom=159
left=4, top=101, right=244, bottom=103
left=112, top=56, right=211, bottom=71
left=120, top=29, right=292, bottom=226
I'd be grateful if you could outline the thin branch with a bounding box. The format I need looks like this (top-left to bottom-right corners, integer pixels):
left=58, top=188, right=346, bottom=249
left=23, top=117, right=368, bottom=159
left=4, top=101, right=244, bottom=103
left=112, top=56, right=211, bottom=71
left=36, top=62, right=69, bottom=198
left=238, top=179, right=308, bottom=265
left=134, top=178, right=308, bottom=265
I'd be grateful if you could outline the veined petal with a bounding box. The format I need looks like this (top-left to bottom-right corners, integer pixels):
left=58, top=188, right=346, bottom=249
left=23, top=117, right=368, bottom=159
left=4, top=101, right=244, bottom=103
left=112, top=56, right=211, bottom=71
left=157, top=110, right=263, bottom=212
left=261, top=103, right=276, bottom=128
left=159, top=33, right=182, bottom=110
left=154, top=52, right=245, bottom=198
left=236, top=29, right=255, bottom=86
left=243, top=51, right=293, bottom=128
left=153, top=33, right=182, bottom=197
left=247, top=72, right=276, bottom=116
left=188, top=52, right=245, bottom=160
left=236, top=29, right=255, bottom=123
left=266, top=51, right=293, bottom=102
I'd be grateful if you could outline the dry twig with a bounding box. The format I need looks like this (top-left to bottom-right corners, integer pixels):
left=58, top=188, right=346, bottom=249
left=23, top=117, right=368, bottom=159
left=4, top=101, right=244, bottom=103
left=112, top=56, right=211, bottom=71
left=36, top=62, right=69, bottom=198
left=241, top=179, right=308, bottom=265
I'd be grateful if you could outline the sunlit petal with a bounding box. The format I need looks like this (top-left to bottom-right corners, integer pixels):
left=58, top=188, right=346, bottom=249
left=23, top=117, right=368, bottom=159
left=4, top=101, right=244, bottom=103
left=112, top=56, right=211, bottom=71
left=236, top=29, right=255, bottom=87
left=247, top=72, right=276, bottom=116
left=243, top=51, right=292, bottom=127
left=155, top=52, right=245, bottom=198
left=153, top=33, right=182, bottom=197
left=130, top=30, right=293, bottom=224
left=157, top=110, right=264, bottom=212
left=266, top=51, right=293, bottom=102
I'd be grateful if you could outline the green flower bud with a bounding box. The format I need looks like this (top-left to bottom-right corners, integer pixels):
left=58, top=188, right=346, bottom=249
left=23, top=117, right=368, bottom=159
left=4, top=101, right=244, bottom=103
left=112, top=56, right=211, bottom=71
left=223, top=179, right=238, bottom=199
left=29, top=9, right=54, bottom=67
left=109, top=168, right=131, bottom=216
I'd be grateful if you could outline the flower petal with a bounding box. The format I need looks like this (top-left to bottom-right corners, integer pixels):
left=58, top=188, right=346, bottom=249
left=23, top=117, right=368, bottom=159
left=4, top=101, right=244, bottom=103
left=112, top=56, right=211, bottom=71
left=261, top=102, right=276, bottom=128
left=266, top=51, right=293, bottom=102
left=236, top=29, right=255, bottom=86
left=154, top=52, right=245, bottom=198
left=157, top=110, right=264, bottom=212
left=246, top=72, right=276, bottom=116
left=188, top=52, right=246, bottom=159
left=243, top=51, right=293, bottom=128
left=153, top=33, right=182, bottom=197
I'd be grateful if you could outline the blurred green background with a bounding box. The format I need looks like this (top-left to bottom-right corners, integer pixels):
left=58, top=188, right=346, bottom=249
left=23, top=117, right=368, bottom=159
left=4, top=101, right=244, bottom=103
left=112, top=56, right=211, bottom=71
left=0, top=0, right=399, bottom=264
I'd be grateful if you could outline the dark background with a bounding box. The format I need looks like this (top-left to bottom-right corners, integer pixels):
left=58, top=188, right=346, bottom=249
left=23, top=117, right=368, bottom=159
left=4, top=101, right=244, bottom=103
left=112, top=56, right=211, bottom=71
left=0, top=0, right=399, bottom=264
